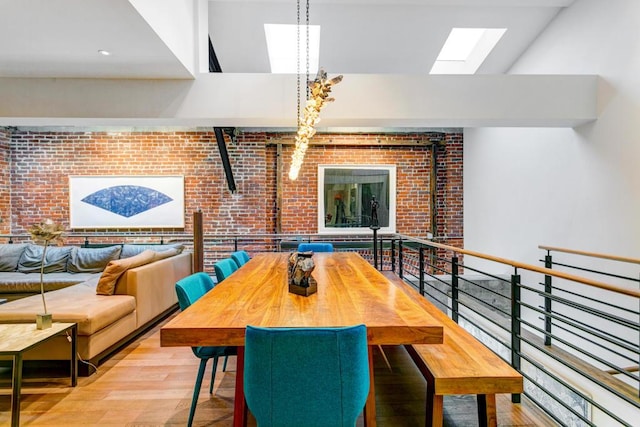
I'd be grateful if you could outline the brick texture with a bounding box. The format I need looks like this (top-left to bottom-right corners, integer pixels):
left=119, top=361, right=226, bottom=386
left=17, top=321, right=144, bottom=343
left=3, top=129, right=463, bottom=250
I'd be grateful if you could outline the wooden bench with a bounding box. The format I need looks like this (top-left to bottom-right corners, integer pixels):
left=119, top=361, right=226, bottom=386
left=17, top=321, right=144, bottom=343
left=382, top=271, right=523, bottom=427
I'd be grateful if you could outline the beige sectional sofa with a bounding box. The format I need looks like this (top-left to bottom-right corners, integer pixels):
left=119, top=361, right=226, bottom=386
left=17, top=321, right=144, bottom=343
left=0, top=243, right=192, bottom=371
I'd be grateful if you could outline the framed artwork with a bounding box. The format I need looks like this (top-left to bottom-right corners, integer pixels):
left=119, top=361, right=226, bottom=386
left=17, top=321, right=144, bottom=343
left=317, top=165, right=396, bottom=234
left=69, top=176, right=185, bottom=229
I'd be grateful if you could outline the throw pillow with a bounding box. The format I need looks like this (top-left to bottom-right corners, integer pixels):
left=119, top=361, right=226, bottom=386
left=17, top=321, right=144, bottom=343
left=96, top=249, right=156, bottom=296
left=0, top=243, right=28, bottom=272
left=17, top=244, right=73, bottom=273
left=67, top=245, right=122, bottom=273
left=151, top=247, right=182, bottom=262
left=120, top=243, right=184, bottom=259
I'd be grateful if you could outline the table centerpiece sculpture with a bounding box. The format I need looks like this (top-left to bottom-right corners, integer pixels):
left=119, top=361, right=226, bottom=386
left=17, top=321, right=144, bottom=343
left=288, top=251, right=317, bottom=296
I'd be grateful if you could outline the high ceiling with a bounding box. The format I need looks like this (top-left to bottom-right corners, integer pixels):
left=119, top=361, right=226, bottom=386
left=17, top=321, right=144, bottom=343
left=0, top=0, right=576, bottom=79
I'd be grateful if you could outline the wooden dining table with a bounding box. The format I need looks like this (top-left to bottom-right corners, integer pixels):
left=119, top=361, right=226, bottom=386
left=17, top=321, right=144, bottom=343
left=161, top=252, right=444, bottom=426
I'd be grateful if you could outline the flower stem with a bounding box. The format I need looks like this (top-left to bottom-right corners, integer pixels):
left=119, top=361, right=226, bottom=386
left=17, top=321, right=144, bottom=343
left=40, top=242, right=48, bottom=314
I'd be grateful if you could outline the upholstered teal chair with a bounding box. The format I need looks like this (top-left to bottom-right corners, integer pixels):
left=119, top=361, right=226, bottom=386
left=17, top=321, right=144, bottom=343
left=297, top=242, right=334, bottom=253
left=230, top=250, right=251, bottom=268
left=214, top=258, right=239, bottom=283
left=175, top=272, right=236, bottom=427
left=244, top=324, right=370, bottom=427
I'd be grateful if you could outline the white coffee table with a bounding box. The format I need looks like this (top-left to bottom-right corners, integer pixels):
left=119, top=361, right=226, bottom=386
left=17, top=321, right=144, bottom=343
left=0, top=322, right=77, bottom=427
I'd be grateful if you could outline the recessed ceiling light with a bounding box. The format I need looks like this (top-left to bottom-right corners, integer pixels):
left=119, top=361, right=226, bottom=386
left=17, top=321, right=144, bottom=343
left=98, top=50, right=111, bottom=56
left=430, top=28, right=506, bottom=74
left=264, top=24, right=320, bottom=74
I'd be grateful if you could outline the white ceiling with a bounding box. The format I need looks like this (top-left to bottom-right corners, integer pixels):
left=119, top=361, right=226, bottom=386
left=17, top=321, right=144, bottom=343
left=0, top=0, right=576, bottom=79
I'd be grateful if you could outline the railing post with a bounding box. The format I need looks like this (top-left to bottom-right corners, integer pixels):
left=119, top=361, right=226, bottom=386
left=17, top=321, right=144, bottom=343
left=234, top=236, right=238, bottom=252
left=372, top=227, right=379, bottom=270
left=379, top=235, right=384, bottom=270
left=391, top=239, right=396, bottom=273
left=398, top=237, right=404, bottom=279
left=511, top=271, right=522, bottom=404
left=419, top=246, right=425, bottom=296
left=430, top=246, right=437, bottom=275
left=452, top=256, right=459, bottom=323
left=544, top=252, right=553, bottom=346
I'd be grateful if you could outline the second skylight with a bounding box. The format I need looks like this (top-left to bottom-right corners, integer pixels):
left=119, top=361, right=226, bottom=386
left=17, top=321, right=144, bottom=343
left=430, top=27, right=507, bottom=74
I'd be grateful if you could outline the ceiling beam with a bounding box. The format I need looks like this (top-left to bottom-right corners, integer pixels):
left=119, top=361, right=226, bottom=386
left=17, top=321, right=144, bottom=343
left=0, top=73, right=597, bottom=129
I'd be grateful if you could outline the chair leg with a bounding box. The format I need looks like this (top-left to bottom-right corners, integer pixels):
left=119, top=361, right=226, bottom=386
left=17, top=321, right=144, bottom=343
left=188, top=358, right=209, bottom=427
left=209, top=356, right=220, bottom=394
left=223, top=355, right=229, bottom=372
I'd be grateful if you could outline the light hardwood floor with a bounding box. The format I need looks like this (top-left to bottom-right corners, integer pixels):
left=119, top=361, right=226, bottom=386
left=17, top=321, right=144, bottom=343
left=0, top=314, right=556, bottom=426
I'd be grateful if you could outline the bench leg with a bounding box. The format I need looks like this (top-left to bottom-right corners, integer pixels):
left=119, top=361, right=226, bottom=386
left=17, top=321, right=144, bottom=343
left=423, top=369, right=444, bottom=427
left=477, top=394, right=497, bottom=427
left=426, top=392, right=444, bottom=427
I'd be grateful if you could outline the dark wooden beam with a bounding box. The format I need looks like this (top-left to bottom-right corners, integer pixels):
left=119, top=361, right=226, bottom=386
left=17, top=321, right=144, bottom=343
left=193, top=210, right=204, bottom=273
left=214, top=127, right=237, bottom=194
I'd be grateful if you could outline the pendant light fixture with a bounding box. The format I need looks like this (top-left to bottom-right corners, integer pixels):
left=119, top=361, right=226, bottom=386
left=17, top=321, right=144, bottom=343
left=288, top=0, right=342, bottom=181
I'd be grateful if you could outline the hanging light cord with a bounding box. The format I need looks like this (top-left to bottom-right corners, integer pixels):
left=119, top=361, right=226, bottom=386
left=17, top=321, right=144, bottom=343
left=306, top=0, right=310, bottom=100
left=296, top=0, right=301, bottom=128
left=296, top=0, right=311, bottom=126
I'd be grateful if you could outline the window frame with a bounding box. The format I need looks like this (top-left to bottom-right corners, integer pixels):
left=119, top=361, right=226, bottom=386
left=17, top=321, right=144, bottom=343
left=317, top=165, right=397, bottom=235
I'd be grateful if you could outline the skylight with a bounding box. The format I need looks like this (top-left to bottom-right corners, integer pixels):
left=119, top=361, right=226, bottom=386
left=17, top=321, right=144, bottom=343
left=430, top=28, right=507, bottom=75
left=264, top=24, right=320, bottom=74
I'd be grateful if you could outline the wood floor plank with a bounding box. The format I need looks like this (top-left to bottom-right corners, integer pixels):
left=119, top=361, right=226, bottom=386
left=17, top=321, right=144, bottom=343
left=0, top=315, right=556, bottom=426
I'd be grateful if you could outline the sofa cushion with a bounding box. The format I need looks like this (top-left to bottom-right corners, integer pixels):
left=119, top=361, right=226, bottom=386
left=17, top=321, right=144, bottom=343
left=67, top=245, right=122, bottom=273
left=0, top=243, right=28, bottom=271
left=96, top=250, right=156, bottom=295
left=0, top=277, right=136, bottom=335
left=120, top=243, right=184, bottom=259
left=0, top=272, right=99, bottom=294
left=17, top=245, right=73, bottom=273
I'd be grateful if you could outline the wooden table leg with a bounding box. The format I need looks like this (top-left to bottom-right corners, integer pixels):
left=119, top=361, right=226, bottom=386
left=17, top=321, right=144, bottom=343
left=233, top=346, right=247, bottom=427
left=364, top=345, right=377, bottom=427
left=11, top=354, right=22, bottom=427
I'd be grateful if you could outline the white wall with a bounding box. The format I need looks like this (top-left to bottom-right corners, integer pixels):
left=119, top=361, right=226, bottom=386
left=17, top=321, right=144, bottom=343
left=465, top=0, right=640, bottom=279
left=129, top=0, right=196, bottom=76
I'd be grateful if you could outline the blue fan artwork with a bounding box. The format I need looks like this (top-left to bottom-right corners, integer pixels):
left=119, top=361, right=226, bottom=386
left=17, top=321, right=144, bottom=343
left=81, top=185, right=173, bottom=218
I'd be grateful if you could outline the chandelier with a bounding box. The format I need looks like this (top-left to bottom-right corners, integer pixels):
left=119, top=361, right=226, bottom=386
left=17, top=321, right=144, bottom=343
left=288, top=0, right=342, bottom=181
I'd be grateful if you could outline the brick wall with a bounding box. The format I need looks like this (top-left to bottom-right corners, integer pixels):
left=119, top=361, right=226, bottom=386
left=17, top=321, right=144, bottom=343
left=270, top=132, right=448, bottom=236
left=0, top=128, right=9, bottom=234
left=9, top=130, right=268, bottom=236
left=4, top=129, right=463, bottom=248
left=437, top=133, right=463, bottom=247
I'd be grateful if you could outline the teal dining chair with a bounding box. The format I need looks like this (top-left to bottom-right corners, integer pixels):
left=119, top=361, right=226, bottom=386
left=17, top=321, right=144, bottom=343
left=230, top=250, right=251, bottom=268
left=175, top=272, right=236, bottom=427
left=244, top=324, right=370, bottom=427
left=297, top=242, right=334, bottom=253
left=214, top=258, right=239, bottom=283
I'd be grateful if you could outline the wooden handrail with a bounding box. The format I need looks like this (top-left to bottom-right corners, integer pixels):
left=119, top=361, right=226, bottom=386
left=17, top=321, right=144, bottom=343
left=400, top=236, right=640, bottom=299
left=605, top=366, right=639, bottom=375
left=539, top=245, right=640, bottom=265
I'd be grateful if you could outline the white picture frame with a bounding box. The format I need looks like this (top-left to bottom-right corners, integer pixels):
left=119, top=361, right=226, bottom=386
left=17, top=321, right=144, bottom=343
left=69, top=175, right=185, bottom=229
left=317, top=165, right=396, bottom=235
